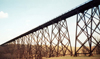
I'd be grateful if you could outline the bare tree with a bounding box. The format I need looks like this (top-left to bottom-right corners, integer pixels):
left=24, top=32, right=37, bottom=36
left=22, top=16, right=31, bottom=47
left=0, top=46, right=13, bottom=59
left=82, top=47, right=87, bottom=56
left=96, top=38, right=100, bottom=54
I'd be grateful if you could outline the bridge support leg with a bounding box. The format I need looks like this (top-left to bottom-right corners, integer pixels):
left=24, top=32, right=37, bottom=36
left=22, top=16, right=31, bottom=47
left=74, top=5, right=100, bottom=56
left=51, top=19, right=72, bottom=57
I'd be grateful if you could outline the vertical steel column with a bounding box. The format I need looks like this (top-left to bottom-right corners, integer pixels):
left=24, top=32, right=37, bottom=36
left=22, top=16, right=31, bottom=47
left=49, top=25, right=53, bottom=57
left=43, top=27, right=50, bottom=57
left=57, top=22, right=60, bottom=57
left=89, top=8, right=93, bottom=56
left=75, top=13, right=78, bottom=56
left=65, top=20, right=73, bottom=56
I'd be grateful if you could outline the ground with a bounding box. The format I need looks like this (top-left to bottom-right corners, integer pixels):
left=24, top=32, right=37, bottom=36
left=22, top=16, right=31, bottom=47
left=43, top=55, right=100, bottom=59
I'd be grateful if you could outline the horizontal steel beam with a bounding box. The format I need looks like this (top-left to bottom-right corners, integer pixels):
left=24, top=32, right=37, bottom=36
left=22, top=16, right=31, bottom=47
left=1, top=0, right=100, bottom=46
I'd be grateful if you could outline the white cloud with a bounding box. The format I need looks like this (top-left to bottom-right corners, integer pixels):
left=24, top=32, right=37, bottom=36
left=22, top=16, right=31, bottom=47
left=0, top=11, right=8, bottom=18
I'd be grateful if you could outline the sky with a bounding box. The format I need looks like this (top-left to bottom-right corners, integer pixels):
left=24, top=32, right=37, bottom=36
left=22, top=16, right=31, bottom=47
left=0, top=0, right=90, bottom=46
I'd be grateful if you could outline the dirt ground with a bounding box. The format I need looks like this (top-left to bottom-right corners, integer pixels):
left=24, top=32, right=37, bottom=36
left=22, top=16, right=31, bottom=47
left=43, top=55, right=100, bottom=59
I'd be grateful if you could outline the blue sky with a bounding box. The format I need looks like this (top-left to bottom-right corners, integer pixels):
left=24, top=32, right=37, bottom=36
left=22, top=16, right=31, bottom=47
left=0, top=0, right=89, bottom=45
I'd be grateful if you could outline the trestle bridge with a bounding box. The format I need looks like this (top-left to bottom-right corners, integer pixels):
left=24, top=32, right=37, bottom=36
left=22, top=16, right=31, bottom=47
left=1, top=0, right=100, bottom=59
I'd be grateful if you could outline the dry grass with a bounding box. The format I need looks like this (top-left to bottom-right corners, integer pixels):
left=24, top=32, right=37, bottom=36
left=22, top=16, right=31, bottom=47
left=43, top=55, right=100, bottom=59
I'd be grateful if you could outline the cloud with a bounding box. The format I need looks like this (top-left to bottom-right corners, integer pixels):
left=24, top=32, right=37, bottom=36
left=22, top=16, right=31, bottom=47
left=0, top=11, right=8, bottom=18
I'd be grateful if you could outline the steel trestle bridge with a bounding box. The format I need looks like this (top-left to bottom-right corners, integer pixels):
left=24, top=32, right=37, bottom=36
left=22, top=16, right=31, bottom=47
left=1, top=0, right=100, bottom=59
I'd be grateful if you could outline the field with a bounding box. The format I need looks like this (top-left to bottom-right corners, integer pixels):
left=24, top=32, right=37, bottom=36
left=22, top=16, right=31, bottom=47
left=43, top=55, right=100, bottom=59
